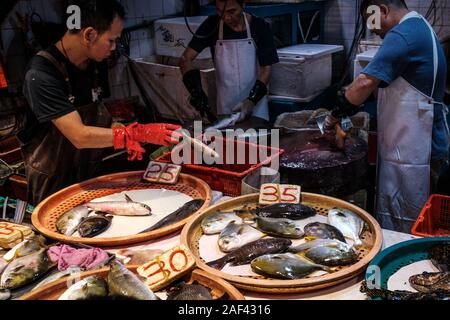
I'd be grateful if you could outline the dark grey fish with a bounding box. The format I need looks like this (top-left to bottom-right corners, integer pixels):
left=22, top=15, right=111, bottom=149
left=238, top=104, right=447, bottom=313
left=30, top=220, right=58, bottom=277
left=252, top=203, right=316, bottom=220
left=142, top=199, right=204, bottom=233
left=409, top=272, right=450, bottom=293
left=78, top=215, right=112, bottom=238
left=166, top=282, right=213, bottom=300
left=304, top=222, right=346, bottom=243
left=429, top=242, right=449, bottom=272
left=207, top=238, right=292, bottom=270
left=360, top=281, right=450, bottom=300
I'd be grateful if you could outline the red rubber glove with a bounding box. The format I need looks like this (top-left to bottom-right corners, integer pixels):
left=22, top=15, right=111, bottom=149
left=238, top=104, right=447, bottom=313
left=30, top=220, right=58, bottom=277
left=113, top=123, right=182, bottom=161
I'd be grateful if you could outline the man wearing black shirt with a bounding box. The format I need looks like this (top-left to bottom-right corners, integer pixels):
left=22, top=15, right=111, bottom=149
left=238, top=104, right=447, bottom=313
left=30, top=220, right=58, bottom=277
left=180, top=0, right=279, bottom=124
left=18, top=0, right=181, bottom=205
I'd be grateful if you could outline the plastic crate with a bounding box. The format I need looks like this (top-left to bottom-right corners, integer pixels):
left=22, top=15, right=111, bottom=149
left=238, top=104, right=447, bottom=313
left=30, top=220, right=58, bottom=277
left=411, top=194, right=450, bottom=237
left=155, top=137, right=284, bottom=197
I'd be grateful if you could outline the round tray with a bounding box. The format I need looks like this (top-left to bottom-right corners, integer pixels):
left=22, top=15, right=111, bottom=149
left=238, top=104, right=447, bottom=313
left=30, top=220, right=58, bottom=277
left=32, top=171, right=212, bottom=247
left=181, top=193, right=383, bottom=294
left=18, top=267, right=245, bottom=300
left=365, top=237, right=450, bottom=289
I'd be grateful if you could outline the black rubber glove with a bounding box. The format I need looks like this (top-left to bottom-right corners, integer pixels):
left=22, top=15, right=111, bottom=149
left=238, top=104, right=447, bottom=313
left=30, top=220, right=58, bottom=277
left=248, top=80, right=268, bottom=105
left=330, top=92, right=361, bottom=119
left=182, top=69, right=216, bottom=122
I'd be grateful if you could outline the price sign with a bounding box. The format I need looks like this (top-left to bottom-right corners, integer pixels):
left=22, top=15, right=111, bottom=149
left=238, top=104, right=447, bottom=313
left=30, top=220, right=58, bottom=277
left=0, top=222, right=32, bottom=249
left=137, top=245, right=196, bottom=291
left=143, top=161, right=182, bottom=185
left=259, top=184, right=301, bottom=205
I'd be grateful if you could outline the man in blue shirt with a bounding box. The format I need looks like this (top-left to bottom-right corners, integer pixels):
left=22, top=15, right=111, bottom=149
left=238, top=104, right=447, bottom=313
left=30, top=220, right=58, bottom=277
left=323, top=0, right=449, bottom=233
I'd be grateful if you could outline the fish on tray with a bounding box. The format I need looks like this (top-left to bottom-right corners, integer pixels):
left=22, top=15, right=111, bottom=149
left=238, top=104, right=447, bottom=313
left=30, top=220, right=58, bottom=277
left=255, top=217, right=304, bottom=239
left=360, top=281, right=450, bottom=300
left=218, top=222, right=265, bottom=253
left=201, top=212, right=243, bottom=235
left=251, top=203, right=316, bottom=220
left=59, top=275, right=108, bottom=300
left=140, top=199, right=204, bottom=233
left=56, top=205, right=90, bottom=236
left=3, top=235, right=47, bottom=262
left=86, top=194, right=152, bottom=217
left=251, top=253, right=330, bottom=280
left=166, top=282, right=213, bottom=300
left=429, top=242, right=449, bottom=272
left=328, top=208, right=364, bottom=246
left=409, top=272, right=450, bottom=293
left=304, top=222, right=347, bottom=243
left=207, top=238, right=292, bottom=270
left=77, top=215, right=113, bottom=238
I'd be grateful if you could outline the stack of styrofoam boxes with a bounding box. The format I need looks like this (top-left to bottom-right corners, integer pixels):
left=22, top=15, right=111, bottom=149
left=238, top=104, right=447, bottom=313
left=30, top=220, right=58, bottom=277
left=270, top=44, right=344, bottom=102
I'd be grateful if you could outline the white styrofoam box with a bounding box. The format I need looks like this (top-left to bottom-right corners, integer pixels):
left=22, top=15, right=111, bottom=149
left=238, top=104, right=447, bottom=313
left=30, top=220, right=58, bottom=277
left=270, top=44, right=344, bottom=101
left=154, top=16, right=211, bottom=59
left=132, top=56, right=216, bottom=121
left=353, top=48, right=379, bottom=80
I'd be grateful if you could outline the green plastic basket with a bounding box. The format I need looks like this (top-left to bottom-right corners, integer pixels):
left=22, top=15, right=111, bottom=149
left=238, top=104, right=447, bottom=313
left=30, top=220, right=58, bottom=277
left=365, top=237, right=450, bottom=291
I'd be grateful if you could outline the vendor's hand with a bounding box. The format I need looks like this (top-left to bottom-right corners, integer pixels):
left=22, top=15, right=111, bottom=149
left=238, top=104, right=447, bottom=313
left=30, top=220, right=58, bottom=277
left=323, top=113, right=340, bottom=134
left=132, top=123, right=183, bottom=146
left=232, top=99, right=255, bottom=123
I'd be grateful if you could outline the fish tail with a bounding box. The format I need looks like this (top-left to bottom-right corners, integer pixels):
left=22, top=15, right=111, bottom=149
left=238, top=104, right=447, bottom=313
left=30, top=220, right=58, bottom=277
left=206, top=257, right=228, bottom=270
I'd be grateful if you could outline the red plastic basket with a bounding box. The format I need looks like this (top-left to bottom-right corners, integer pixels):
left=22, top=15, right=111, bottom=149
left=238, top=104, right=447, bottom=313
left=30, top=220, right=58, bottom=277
left=155, top=136, right=284, bottom=197
left=411, top=194, right=450, bottom=237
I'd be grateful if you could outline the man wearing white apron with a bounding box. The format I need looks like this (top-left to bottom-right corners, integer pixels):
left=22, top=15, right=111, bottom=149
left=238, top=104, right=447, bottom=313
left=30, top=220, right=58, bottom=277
left=179, top=0, right=279, bottom=124
left=323, top=0, right=449, bottom=233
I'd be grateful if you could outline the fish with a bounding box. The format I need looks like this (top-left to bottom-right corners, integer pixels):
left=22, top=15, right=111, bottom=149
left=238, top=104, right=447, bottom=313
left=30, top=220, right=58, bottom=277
left=0, top=290, right=10, bottom=300
left=86, top=194, right=151, bottom=217
left=166, top=282, right=213, bottom=300
left=255, top=217, right=304, bottom=239
left=218, top=222, right=265, bottom=253
left=207, top=238, right=292, bottom=270
left=0, top=258, right=7, bottom=275
left=58, top=275, right=108, bottom=300
left=205, top=113, right=241, bottom=131
left=251, top=253, right=330, bottom=280
left=288, top=239, right=354, bottom=253
left=304, top=222, right=346, bottom=243
left=32, top=268, right=80, bottom=291
left=3, top=235, right=47, bottom=261
left=201, top=212, right=243, bottom=235
left=141, top=199, right=204, bottom=233
left=56, top=205, right=90, bottom=236
left=409, top=272, right=450, bottom=293
left=429, top=242, right=449, bottom=272
left=328, top=208, right=364, bottom=246
left=107, top=261, right=158, bottom=300
left=116, top=249, right=164, bottom=265
left=0, top=249, right=52, bottom=290
left=304, top=246, right=358, bottom=266
left=252, top=203, right=316, bottom=220
left=360, top=281, right=450, bottom=300
left=77, top=215, right=112, bottom=238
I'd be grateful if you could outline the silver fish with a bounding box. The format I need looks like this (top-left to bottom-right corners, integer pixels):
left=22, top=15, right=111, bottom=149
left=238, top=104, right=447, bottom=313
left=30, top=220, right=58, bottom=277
left=107, top=261, right=158, bottom=300
left=205, top=113, right=241, bottom=131
left=3, top=235, right=47, bottom=261
left=256, top=217, right=304, bottom=239
left=305, top=246, right=359, bottom=266
left=201, top=212, right=243, bottom=235
left=0, top=248, right=52, bottom=290
left=328, top=208, right=364, bottom=246
left=58, top=275, right=108, bottom=300
left=218, top=222, right=265, bottom=253
left=251, top=253, right=330, bottom=279
left=0, top=289, right=10, bottom=300
left=86, top=194, right=151, bottom=216
left=32, top=268, right=79, bottom=291
left=56, top=205, right=90, bottom=236
left=288, top=239, right=353, bottom=253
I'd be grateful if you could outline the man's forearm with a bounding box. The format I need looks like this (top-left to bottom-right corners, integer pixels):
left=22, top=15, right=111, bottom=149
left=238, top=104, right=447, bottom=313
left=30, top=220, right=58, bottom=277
left=345, top=73, right=380, bottom=106
left=258, top=66, right=272, bottom=85
left=73, top=126, right=114, bottom=149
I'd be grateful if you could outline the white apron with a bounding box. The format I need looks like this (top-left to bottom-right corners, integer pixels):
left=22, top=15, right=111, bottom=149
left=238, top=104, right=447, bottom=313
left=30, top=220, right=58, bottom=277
left=376, top=12, right=449, bottom=233
left=214, top=13, right=269, bottom=121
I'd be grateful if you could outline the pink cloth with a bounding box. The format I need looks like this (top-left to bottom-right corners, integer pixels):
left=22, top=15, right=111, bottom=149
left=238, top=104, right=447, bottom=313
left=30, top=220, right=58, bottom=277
left=48, top=245, right=109, bottom=271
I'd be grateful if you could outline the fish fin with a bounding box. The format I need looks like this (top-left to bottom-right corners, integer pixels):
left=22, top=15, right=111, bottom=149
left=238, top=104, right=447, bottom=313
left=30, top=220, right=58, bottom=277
left=206, top=257, right=227, bottom=270
left=124, top=194, right=134, bottom=203
left=304, top=236, right=317, bottom=242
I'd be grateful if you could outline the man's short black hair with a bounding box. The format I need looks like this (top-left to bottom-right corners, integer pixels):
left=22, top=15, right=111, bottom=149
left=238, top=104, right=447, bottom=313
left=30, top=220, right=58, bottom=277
left=216, top=0, right=245, bottom=7
left=360, top=0, right=408, bottom=16
left=68, top=0, right=125, bottom=34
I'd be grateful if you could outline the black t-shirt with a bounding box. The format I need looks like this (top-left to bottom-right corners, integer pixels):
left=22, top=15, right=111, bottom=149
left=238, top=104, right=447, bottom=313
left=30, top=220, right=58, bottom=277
left=18, top=45, right=110, bottom=143
left=189, top=14, right=279, bottom=67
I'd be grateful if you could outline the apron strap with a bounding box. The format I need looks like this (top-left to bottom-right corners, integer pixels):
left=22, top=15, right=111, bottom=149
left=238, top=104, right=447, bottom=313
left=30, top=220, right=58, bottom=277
left=218, top=12, right=251, bottom=41
left=36, top=51, right=73, bottom=95
left=420, top=16, right=439, bottom=99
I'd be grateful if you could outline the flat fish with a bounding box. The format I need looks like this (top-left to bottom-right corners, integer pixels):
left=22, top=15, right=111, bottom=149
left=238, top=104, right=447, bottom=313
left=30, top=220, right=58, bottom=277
left=142, top=199, right=204, bottom=233
left=360, top=281, right=450, bottom=300
left=205, top=113, right=241, bottom=131
left=58, top=276, right=108, bottom=300
left=3, top=235, right=47, bottom=261
left=56, top=205, right=90, bottom=236
left=86, top=194, right=151, bottom=217
left=288, top=239, right=353, bottom=253
left=328, top=208, right=364, bottom=246
left=304, top=222, right=346, bottom=243
left=409, top=272, right=450, bottom=293
left=251, top=253, right=330, bottom=280
left=218, top=222, right=265, bottom=253
left=78, top=215, right=112, bottom=238
left=167, top=282, right=213, bottom=300
left=207, top=238, right=292, bottom=270
left=201, top=212, right=243, bottom=235
left=252, top=203, right=316, bottom=220
left=304, top=246, right=358, bottom=266
left=255, top=217, right=304, bottom=239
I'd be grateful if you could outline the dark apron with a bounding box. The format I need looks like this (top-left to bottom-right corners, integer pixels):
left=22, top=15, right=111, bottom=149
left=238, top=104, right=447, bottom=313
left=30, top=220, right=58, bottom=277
left=20, top=51, right=112, bottom=206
